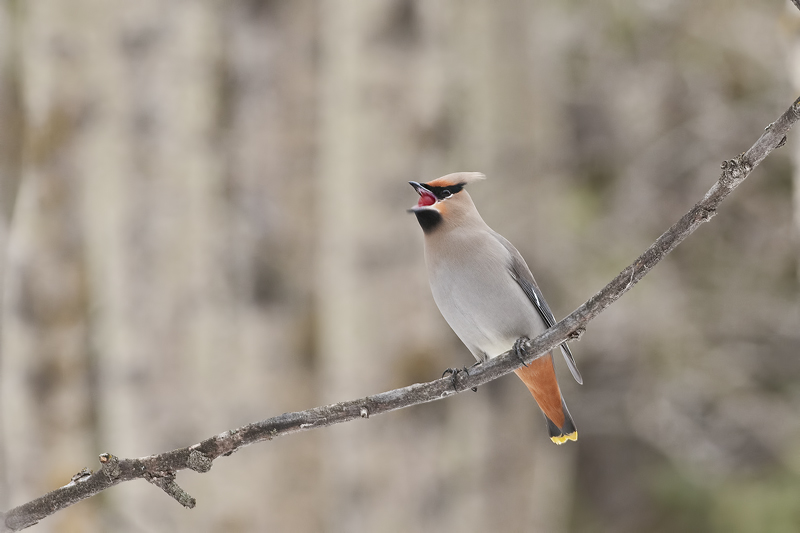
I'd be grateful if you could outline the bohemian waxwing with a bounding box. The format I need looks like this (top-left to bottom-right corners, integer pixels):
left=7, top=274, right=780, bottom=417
left=409, top=172, right=581, bottom=444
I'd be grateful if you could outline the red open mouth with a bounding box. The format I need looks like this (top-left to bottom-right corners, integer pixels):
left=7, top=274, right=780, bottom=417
left=417, top=189, right=436, bottom=207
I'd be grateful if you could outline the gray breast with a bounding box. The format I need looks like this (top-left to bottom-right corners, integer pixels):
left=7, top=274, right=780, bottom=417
left=426, top=230, right=546, bottom=361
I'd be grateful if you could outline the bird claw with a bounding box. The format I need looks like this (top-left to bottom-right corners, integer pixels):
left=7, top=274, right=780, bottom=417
left=441, top=366, right=472, bottom=391
left=441, top=367, right=460, bottom=390
left=513, top=337, right=530, bottom=367
left=443, top=361, right=484, bottom=391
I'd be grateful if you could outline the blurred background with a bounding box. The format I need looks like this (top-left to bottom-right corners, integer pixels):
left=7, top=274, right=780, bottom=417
left=1, top=0, right=799, bottom=532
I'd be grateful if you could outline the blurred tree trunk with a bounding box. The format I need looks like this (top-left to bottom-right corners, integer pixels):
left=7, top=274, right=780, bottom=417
left=0, top=0, right=22, bottom=228
left=74, top=1, right=230, bottom=530
left=0, top=0, right=24, bottom=512
left=1, top=2, right=99, bottom=531
left=214, top=2, right=320, bottom=531
left=74, top=1, right=321, bottom=531
left=314, top=2, right=364, bottom=529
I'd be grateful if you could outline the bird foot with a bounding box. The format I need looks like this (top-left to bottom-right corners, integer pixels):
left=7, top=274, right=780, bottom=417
left=441, top=367, right=462, bottom=391
left=441, top=365, right=477, bottom=392
left=513, top=337, right=530, bottom=367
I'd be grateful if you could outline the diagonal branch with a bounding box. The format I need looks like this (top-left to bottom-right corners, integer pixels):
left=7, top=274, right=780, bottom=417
left=3, top=96, right=800, bottom=532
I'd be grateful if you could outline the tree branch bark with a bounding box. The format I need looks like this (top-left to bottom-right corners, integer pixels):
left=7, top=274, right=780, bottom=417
left=2, top=97, right=799, bottom=531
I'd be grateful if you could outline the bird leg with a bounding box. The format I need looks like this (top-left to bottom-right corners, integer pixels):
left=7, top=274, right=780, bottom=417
left=467, top=360, right=482, bottom=391
left=441, top=367, right=463, bottom=391
left=513, top=336, right=530, bottom=367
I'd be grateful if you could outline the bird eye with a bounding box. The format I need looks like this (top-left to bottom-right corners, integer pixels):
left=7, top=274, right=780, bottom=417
left=441, top=190, right=452, bottom=198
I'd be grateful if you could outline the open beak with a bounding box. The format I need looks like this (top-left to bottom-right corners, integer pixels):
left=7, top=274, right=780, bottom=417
left=409, top=181, right=437, bottom=211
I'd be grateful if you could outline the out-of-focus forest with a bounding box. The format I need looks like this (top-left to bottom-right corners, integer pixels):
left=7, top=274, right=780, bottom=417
left=1, top=1, right=799, bottom=532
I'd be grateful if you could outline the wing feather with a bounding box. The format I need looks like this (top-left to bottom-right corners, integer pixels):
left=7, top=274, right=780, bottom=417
left=491, top=231, right=583, bottom=384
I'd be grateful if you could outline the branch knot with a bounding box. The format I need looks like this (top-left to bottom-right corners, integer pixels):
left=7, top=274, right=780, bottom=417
left=99, top=453, right=120, bottom=480
left=568, top=327, right=586, bottom=341
left=62, top=468, right=93, bottom=488
left=697, top=207, right=716, bottom=222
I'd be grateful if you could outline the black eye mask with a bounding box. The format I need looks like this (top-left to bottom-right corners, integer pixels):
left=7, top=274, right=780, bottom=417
left=422, top=182, right=465, bottom=200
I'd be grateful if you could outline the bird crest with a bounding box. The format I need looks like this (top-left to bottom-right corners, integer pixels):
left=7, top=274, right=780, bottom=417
left=425, top=172, right=486, bottom=188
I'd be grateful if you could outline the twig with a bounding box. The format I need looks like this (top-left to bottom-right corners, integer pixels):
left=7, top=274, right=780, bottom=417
left=3, top=96, right=799, bottom=531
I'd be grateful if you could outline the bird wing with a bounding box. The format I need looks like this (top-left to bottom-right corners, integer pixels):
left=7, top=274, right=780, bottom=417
left=490, top=231, right=583, bottom=385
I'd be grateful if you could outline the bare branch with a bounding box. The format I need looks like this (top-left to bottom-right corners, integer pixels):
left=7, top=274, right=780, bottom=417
left=3, top=96, right=799, bottom=531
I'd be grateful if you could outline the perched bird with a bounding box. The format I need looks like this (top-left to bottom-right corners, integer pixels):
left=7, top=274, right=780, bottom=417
left=409, top=172, right=582, bottom=444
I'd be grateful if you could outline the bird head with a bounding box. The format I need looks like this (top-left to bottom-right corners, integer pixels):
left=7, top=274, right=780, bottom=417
left=408, top=172, right=486, bottom=233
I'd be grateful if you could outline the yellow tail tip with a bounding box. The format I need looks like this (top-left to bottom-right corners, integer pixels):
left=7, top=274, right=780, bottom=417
left=550, top=431, right=578, bottom=445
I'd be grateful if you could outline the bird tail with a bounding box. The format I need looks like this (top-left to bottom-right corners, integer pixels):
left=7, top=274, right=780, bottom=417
left=545, top=399, right=578, bottom=445
left=513, top=353, right=578, bottom=445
